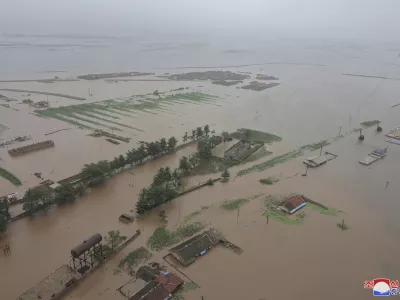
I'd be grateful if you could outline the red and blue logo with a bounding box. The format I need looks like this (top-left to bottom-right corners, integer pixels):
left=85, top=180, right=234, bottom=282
left=365, top=278, right=399, bottom=296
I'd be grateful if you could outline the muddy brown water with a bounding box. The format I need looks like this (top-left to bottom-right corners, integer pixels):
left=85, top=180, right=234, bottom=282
left=1, top=126, right=400, bottom=300
left=1, top=60, right=400, bottom=299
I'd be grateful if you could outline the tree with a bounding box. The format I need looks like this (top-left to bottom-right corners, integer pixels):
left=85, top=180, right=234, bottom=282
left=137, top=144, right=147, bottom=162
left=179, top=156, right=191, bottom=173
left=146, top=142, right=162, bottom=158
left=243, top=129, right=251, bottom=142
left=204, top=124, right=210, bottom=136
left=221, top=169, right=230, bottom=181
left=183, top=132, right=188, bottom=143
left=126, top=149, right=135, bottom=166
left=172, top=168, right=181, bottom=186
left=136, top=188, right=152, bottom=214
left=197, top=137, right=213, bottom=159
left=82, top=160, right=110, bottom=178
left=0, top=198, right=9, bottom=234
left=189, top=154, right=200, bottom=168
left=167, top=136, right=178, bottom=150
left=0, top=197, right=9, bottom=218
left=110, top=157, right=120, bottom=170
left=105, top=230, right=127, bottom=251
left=196, top=127, right=204, bottom=139
left=23, top=189, right=52, bottom=215
left=153, top=167, right=172, bottom=187
left=54, top=184, right=76, bottom=205
left=222, top=131, right=230, bottom=142
left=118, top=154, right=125, bottom=168
left=191, top=130, right=196, bottom=140
left=0, top=214, right=8, bottom=234
left=160, top=138, right=167, bottom=153
left=74, top=183, right=87, bottom=196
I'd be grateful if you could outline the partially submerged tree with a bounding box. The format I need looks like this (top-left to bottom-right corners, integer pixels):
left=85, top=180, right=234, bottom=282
left=183, top=132, right=188, bottom=143
left=54, top=184, right=76, bottom=205
left=179, top=156, right=191, bottom=173
left=167, top=136, right=178, bottom=150
left=0, top=197, right=10, bottom=234
left=196, top=127, right=204, bottom=139
left=105, top=230, right=127, bottom=251
left=221, top=169, right=230, bottom=181
left=23, top=189, right=53, bottom=215
left=197, top=137, right=213, bottom=159
left=160, top=138, right=168, bottom=153
left=204, top=124, right=210, bottom=136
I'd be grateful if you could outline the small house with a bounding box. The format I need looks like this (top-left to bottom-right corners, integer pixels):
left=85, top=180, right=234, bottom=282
left=278, top=194, right=307, bottom=215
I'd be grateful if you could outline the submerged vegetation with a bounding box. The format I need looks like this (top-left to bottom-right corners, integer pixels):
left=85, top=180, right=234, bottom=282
left=301, top=140, right=330, bottom=151
left=237, top=149, right=303, bottom=176
left=0, top=167, right=22, bottom=186
left=34, top=92, right=218, bottom=132
left=231, top=128, right=282, bottom=144
left=119, top=247, right=152, bottom=272
left=147, top=222, right=205, bottom=251
left=360, top=120, right=380, bottom=128
left=220, top=198, right=249, bottom=211
left=259, top=176, right=279, bottom=185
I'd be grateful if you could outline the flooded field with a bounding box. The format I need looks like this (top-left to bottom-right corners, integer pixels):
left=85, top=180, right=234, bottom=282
left=1, top=38, right=400, bottom=300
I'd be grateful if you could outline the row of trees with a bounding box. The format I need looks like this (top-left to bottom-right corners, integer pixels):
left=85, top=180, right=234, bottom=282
left=0, top=197, right=10, bottom=234
left=22, top=183, right=86, bottom=216
left=20, top=125, right=212, bottom=217
left=178, top=136, right=215, bottom=174
left=136, top=166, right=181, bottom=214
left=82, top=125, right=212, bottom=185
left=182, top=124, right=212, bottom=143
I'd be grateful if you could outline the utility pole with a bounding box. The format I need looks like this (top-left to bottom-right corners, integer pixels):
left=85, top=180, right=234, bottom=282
left=237, top=209, right=240, bottom=224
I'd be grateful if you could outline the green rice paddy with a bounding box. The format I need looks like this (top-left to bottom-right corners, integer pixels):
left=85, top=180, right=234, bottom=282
left=35, top=92, right=218, bottom=132
left=0, top=167, right=22, bottom=186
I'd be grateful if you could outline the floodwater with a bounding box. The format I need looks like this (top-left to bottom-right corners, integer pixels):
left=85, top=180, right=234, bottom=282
left=1, top=36, right=400, bottom=299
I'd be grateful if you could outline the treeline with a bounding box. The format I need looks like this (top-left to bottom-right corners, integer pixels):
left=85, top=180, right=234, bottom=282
left=136, top=130, right=217, bottom=215
left=0, top=197, right=10, bottom=234
left=21, top=125, right=212, bottom=217
left=22, top=183, right=87, bottom=216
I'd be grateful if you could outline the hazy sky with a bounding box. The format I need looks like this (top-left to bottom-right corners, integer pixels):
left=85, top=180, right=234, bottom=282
left=1, top=0, right=399, bottom=41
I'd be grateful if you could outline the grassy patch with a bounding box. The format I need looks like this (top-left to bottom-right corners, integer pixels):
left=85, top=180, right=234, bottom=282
left=184, top=206, right=210, bottom=222
left=188, top=156, right=237, bottom=176
left=360, top=120, right=379, bottom=128
left=0, top=167, right=22, bottom=186
left=147, top=222, right=205, bottom=251
left=306, top=202, right=339, bottom=216
left=231, top=128, right=282, bottom=144
left=119, top=247, right=152, bottom=271
left=259, top=176, right=279, bottom=185
left=237, top=149, right=303, bottom=176
left=301, top=140, right=330, bottom=151
left=221, top=198, right=249, bottom=211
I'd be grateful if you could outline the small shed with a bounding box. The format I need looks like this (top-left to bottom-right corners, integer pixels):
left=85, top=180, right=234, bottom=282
left=169, top=230, right=221, bottom=266
left=303, top=155, right=328, bottom=168
left=278, top=194, right=307, bottom=214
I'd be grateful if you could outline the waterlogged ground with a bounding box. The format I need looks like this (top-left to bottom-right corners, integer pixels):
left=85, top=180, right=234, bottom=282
left=1, top=127, right=400, bottom=300
left=1, top=41, right=400, bottom=299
